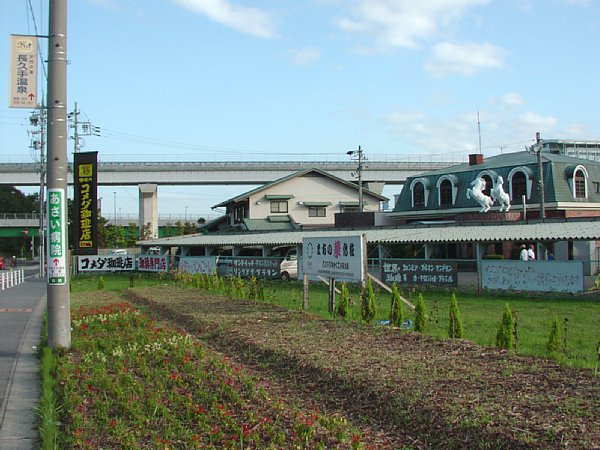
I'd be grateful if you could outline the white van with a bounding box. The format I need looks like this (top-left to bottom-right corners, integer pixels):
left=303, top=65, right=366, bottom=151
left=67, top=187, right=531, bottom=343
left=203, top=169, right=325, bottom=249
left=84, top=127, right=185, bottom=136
left=109, top=249, right=127, bottom=256
left=279, top=248, right=297, bottom=281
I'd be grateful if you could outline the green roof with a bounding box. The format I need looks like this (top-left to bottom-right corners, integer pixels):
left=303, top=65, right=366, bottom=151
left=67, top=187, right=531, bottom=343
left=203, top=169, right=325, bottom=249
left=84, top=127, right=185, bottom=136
left=265, top=194, right=294, bottom=200
left=243, top=218, right=296, bottom=231
left=302, top=202, right=332, bottom=207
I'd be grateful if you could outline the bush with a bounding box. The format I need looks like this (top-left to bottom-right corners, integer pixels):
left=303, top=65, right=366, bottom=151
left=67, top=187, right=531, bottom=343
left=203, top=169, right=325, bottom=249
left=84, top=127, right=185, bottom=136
left=414, top=293, right=427, bottom=333
left=389, top=283, right=404, bottom=327
left=496, top=303, right=514, bottom=351
left=448, top=292, right=464, bottom=339
left=361, top=279, right=377, bottom=323
left=337, top=282, right=350, bottom=319
left=546, top=316, right=561, bottom=355
left=97, top=276, right=105, bottom=290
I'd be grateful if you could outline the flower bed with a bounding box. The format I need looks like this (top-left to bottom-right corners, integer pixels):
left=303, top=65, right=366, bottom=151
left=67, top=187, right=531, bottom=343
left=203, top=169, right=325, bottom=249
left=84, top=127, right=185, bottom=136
left=58, top=302, right=364, bottom=449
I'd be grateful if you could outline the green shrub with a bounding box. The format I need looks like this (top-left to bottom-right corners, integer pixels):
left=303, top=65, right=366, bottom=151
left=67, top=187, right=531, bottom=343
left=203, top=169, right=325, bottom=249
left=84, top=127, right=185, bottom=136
left=496, top=303, right=514, bottom=351
left=389, top=283, right=404, bottom=327
left=414, top=293, right=427, bottom=333
left=337, top=282, right=350, bottom=319
left=361, top=279, right=377, bottom=323
left=448, top=292, right=464, bottom=339
left=546, top=316, right=561, bottom=355
left=97, top=276, right=105, bottom=290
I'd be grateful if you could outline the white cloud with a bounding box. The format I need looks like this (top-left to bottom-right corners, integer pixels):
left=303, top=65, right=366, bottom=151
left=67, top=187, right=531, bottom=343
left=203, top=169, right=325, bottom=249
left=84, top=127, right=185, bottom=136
left=171, top=0, right=276, bottom=39
left=514, top=112, right=558, bottom=135
left=336, top=0, right=489, bottom=50
left=287, top=48, right=322, bottom=66
left=425, top=42, right=507, bottom=76
left=501, top=93, right=525, bottom=106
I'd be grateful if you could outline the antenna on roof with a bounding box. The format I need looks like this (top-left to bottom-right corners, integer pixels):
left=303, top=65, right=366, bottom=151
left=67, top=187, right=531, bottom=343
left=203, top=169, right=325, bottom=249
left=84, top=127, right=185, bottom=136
left=477, top=110, right=482, bottom=155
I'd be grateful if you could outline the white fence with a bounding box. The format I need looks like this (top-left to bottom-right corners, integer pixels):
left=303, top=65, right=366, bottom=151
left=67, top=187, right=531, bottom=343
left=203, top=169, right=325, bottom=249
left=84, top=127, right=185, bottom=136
left=0, top=269, right=25, bottom=290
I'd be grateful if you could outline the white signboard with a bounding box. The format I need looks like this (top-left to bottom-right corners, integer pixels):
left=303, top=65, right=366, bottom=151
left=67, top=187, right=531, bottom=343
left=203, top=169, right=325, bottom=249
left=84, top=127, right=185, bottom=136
left=302, top=235, right=364, bottom=282
left=47, top=189, right=67, bottom=284
left=9, top=35, right=38, bottom=108
left=178, top=256, right=218, bottom=275
left=482, top=260, right=583, bottom=293
left=138, top=255, right=169, bottom=272
left=78, top=255, right=135, bottom=272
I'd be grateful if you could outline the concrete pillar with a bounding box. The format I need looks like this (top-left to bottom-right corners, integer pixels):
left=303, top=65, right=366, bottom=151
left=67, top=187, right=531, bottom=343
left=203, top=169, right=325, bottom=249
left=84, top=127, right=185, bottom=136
left=364, top=182, right=385, bottom=195
left=139, top=184, right=158, bottom=239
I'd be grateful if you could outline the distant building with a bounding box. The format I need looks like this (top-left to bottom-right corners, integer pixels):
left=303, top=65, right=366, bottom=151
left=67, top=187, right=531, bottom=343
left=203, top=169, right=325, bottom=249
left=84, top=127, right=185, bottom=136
left=211, top=168, right=388, bottom=232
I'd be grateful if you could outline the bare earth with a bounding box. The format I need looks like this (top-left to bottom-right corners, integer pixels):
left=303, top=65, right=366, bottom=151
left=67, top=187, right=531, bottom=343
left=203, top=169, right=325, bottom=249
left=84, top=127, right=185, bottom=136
left=111, top=286, right=599, bottom=449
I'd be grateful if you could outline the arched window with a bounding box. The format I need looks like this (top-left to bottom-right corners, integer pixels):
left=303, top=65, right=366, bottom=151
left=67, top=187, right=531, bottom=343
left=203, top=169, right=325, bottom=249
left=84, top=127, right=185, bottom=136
left=410, top=178, right=430, bottom=208
left=439, top=179, right=452, bottom=207
left=435, top=174, right=459, bottom=208
left=567, top=165, right=589, bottom=199
left=507, top=167, right=534, bottom=204
left=511, top=172, right=527, bottom=203
left=413, top=182, right=425, bottom=207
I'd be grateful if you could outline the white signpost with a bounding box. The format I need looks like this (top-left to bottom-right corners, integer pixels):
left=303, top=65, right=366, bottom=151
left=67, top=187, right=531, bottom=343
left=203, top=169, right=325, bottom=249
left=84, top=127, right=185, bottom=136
left=9, top=35, right=38, bottom=109
left=302, top=235, right=365, bottom=282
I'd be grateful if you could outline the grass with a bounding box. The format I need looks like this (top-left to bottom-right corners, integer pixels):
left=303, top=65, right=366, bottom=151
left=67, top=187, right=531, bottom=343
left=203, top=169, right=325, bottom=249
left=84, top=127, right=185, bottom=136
left=70, top=273, right=600, bottom=369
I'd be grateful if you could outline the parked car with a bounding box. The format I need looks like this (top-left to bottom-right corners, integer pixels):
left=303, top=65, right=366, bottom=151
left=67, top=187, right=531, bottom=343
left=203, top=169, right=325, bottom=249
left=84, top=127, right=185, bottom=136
left=279, top=248, right=298, bottom=281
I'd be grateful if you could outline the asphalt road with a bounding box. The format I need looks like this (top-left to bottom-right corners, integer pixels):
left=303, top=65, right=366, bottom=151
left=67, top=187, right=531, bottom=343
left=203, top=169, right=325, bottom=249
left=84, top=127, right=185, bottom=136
left=0, top=266, right=46, bottom=449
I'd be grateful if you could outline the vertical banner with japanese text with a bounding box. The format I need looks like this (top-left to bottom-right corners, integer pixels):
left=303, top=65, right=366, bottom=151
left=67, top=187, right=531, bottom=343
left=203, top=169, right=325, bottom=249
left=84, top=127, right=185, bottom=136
left=47, top=189, right=67, bottom=285
left=73, top=151, right=98, bottom=255
left=9, top=35, right=38, bottom=108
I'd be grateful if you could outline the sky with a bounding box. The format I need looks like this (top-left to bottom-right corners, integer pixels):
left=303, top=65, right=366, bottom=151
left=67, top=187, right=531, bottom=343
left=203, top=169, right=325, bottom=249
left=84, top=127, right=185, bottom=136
left=1, top=0, right=599, bottom=220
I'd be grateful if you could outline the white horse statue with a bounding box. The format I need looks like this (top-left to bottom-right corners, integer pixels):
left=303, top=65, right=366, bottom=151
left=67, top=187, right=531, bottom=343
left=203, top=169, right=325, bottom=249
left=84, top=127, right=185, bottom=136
left=491, top=175, right=511, bottom=212
left=466, top=177, right=494, bottom=213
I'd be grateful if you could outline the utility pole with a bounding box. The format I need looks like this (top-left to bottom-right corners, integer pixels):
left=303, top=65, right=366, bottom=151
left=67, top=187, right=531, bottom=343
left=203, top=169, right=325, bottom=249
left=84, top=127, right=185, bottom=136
left=29, top=104, right=46, bottom=277
left=46, top=0, right=71, bottom=349
left=347, top=145, right=365, bottom=212
left=535, top=132, right=546, bottom=220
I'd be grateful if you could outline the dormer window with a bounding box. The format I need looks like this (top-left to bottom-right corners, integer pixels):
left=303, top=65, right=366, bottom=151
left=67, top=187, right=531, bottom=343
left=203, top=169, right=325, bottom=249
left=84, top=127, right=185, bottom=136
left=435, top=175, right=459, bottom=207
left=507, top=167, right=534, bottom=204
left=410, top=178, right=430, bottom=208
left=567, top=165, right=589, bottom=199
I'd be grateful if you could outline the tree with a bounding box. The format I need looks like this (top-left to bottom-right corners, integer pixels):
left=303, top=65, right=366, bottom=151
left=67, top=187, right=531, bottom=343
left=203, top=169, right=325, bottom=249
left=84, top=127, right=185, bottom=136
left=496, top=303, right=514, bottom=351
left=448, top=292, right=464, bottom=339
left=361, top=279, right=377, bottom=323
left=337, top=282, right=350, bottom=319
left=546, top=316, right=561, bottom=356
left=389, top=283, right=404, bottom=327
left=414, top=293, right=427, bottom=333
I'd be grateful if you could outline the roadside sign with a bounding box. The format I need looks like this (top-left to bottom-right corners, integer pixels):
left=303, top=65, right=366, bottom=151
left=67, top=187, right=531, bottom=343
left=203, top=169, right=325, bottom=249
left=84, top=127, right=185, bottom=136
left=47, top=189, right=67, bottom=285
left=9, top=35, right=38, bottom=109
left=302, top=235, right=364, bottom=282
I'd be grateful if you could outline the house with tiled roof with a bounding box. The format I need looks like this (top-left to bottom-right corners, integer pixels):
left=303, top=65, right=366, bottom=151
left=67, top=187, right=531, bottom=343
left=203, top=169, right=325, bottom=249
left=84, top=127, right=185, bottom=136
left=211, top=168, right=388, bottom=232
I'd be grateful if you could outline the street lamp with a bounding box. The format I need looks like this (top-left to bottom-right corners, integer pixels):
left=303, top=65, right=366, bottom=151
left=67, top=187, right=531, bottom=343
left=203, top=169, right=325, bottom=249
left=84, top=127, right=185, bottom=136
left=347, top=145, right=365, bottom=212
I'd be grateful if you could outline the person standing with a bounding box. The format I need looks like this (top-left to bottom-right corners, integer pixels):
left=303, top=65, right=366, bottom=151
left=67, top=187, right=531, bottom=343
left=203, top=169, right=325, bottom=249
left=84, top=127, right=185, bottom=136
left=520, top=245, right=528, bottom=261
left=527, top=244, right=536, bottom=260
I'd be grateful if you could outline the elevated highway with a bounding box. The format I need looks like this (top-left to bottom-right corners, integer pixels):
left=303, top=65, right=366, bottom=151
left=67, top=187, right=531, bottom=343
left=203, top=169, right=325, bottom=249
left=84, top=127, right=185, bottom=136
left=0, top=160, right=455, bottom=186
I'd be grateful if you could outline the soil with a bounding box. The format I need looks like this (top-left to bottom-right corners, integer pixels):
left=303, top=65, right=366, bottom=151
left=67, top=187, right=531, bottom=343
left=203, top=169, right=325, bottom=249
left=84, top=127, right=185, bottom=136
left=115, top=286, right=600, bottom=449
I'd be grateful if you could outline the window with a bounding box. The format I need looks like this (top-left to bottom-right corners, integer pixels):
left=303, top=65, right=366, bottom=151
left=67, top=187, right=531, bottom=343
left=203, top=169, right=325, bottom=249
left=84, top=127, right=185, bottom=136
left=511, top=172, right=527, bottom=203
left=481, top=175, right=493, bottom=197
left=413, top=182, right=425, bottom=207
left=439, top=179, right=453, bottom=207
left=308, top=206, right=326, bottom=217
left=573, top=166, right=588, bottom=198
left=270, top=200, right=288, bottom=213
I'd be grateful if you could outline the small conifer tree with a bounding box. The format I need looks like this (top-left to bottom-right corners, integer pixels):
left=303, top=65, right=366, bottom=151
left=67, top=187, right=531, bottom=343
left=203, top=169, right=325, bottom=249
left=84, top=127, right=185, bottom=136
left=390, top=283, right=405, bottom=327
left=448, top=292, right=464, bottom=339
left=546, top=316, right=561, bottom=355
left=496, top=303, right=514, bottom=351
left=97, top=276, right=105, bottom=290
left=414, top=293, right=427, bottom=333
left=337, top=282, right=350, bottom=319
left=361, top=279, right=377, bottom=323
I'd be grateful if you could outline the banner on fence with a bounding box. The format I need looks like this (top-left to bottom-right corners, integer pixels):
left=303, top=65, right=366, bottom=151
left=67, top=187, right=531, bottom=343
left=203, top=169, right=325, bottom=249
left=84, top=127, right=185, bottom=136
left=78, top=255, right=135, bottom=272
left=230, top=257, right=281, bottom=279
left=381, top=259, right=457, bottom=287
left=302, top=235, right=364, bottom=282
left=481, top=260, right=583, bottom=293
left=178, top=256, right=218, bottom=275
left=138, top=255, right=169, bottom=272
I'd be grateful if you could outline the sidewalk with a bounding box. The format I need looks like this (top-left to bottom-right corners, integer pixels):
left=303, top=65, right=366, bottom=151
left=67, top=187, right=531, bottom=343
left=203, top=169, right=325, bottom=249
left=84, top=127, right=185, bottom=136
left=0, top=275, right=46, bottom=450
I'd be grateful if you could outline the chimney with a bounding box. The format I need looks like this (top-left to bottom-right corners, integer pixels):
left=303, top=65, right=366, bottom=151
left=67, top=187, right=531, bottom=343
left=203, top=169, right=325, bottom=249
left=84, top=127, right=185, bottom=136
left=469, top=154, right=484, bottom=165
